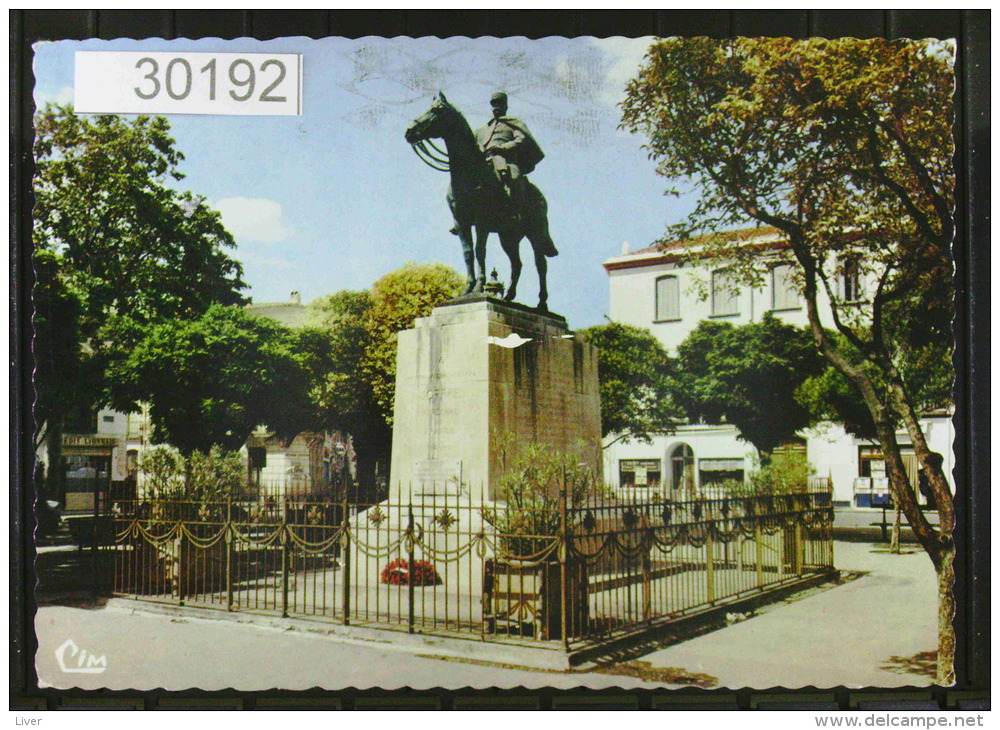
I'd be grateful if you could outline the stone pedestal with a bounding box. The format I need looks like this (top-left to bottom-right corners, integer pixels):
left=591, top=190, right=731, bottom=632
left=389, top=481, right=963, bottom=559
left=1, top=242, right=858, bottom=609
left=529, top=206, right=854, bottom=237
left=389, top=295, right=602, bottom=501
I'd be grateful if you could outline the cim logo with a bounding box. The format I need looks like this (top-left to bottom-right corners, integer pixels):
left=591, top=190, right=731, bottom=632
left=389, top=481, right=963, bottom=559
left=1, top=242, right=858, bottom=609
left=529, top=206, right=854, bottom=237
left=54, top=638, right=107, bottom=674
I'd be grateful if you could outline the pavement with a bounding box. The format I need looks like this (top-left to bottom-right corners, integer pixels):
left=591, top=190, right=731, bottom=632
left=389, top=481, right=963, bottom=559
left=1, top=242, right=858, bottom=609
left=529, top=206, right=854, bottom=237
left=32, top=539, right=940, bottom=691
left=832, top=508, right=940, bottom=543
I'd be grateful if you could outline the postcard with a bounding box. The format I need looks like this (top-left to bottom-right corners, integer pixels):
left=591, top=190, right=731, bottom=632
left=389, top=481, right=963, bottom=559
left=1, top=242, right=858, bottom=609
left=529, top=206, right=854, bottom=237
left=31, top=34, right=957, bottom=692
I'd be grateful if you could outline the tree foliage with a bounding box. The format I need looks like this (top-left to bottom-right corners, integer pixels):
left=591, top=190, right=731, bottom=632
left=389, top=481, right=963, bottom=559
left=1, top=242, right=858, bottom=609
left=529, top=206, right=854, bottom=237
left=139, top=445, right=246, bottom=502
left=298, top=290, right=386, bottom=487
left=110, top=305, right=310, bottom=454
left=298, top=264, right=463, bottom=487
left=622, top=37, right=956, bottom=681
left=673, top=314, right=824, bottom=460
left=299, top=290, right=377, bottom=435
left=362, top=262, right=465, bottom=422
left=33, top=106, right=247, bottom=332
left=31, top=249, right=93, bottom=444
left=579, top=322, right=681, bottom=444
left=32, top=105, right=247, bottom=441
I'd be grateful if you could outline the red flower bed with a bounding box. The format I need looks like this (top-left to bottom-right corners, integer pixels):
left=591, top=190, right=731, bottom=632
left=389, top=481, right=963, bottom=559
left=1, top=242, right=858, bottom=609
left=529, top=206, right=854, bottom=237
left=380, top=558, right=442, bottom=586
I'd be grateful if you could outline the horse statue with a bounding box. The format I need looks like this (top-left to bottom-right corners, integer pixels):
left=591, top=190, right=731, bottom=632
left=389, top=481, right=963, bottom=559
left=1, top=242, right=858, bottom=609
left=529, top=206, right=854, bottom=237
left=404, top=92, right=558, bottom=312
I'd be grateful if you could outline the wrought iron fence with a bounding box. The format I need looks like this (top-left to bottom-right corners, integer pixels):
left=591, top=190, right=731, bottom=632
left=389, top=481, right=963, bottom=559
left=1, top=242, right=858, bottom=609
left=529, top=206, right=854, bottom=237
left=98, top=487, right=834, bottom=650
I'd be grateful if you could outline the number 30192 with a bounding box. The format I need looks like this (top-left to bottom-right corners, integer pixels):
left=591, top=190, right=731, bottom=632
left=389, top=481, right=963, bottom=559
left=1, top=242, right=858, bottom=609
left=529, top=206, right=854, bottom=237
left=74, top=51, right=301, bottom=115
left=134, top=56, right=288, bottom=103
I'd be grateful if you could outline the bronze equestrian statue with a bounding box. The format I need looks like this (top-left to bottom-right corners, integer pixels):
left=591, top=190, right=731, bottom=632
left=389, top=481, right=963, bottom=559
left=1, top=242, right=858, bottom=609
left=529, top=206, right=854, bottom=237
left=405, top=92, right=558, bottom=311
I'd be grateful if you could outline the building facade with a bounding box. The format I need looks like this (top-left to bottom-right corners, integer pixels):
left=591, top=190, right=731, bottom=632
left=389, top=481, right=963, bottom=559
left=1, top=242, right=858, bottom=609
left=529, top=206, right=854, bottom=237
left=601, top=228, right=954, bottom=508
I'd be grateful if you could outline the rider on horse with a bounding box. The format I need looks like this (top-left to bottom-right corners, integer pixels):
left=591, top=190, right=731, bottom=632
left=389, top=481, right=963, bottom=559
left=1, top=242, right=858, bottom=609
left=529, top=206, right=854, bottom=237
left=475, top=91, right=545, bottom=225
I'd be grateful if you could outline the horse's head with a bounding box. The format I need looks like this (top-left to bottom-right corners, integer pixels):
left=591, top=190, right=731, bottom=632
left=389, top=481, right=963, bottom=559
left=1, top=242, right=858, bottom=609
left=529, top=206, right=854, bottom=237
left=405, top=92, right=457, bottom=144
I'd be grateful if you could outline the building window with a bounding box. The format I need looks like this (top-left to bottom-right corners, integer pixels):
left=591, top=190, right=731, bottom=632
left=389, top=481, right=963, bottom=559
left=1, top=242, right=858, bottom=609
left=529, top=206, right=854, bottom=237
left=698, top=458, right=745, bottom=486
left=654, top=275, right=680, bottom=321
left=619, top=459, right=662, bottom=488
left=102, top=414, right=115, bottom=423
left=839, top=257, right=863, bottom=303
left=855, top=445, right=921, bottom=507
left=711, top=269, right=739, bottom=316
left=669, top=443, right=695, bottom=496
left=770, top=264, right=800, bottom=310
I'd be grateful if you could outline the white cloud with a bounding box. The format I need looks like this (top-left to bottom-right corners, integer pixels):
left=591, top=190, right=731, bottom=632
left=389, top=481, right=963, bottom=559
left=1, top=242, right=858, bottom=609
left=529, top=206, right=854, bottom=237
left=35, top=86, right=74, bottom=107
left=211, top=197, right=293, bottom=244
left=589, top=37, right=652, bottom=107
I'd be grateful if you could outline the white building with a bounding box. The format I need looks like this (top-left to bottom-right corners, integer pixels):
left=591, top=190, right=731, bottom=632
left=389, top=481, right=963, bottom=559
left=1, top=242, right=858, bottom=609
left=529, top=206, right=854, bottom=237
left=601, top=228, right=954, bottom=508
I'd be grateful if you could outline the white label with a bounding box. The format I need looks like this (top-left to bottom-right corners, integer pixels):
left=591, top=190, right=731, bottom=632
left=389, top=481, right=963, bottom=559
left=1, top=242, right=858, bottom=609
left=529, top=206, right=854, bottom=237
left=74, top=51, right=302, bottom=116
left=413, top=459, right=462, bottom=495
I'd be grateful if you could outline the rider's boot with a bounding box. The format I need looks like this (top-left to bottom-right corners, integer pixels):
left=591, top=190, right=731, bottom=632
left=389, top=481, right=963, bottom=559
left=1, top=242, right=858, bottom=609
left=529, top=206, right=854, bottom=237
left=505, top=183, right=521, bottom=225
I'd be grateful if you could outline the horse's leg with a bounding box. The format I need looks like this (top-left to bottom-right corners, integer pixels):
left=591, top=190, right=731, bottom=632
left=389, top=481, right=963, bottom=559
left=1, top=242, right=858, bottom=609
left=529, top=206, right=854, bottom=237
left=458, top=224, right=477, bottom=294
left=473, top=225, right=488, bottom=292
left=533, top=243, right=548, bottom=312
left=501, top=232, right=522, bottom=303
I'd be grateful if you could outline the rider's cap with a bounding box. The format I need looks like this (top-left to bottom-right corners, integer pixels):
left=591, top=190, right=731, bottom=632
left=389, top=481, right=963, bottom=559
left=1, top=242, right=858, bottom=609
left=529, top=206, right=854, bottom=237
left=490, top=91, right=508, bottom=105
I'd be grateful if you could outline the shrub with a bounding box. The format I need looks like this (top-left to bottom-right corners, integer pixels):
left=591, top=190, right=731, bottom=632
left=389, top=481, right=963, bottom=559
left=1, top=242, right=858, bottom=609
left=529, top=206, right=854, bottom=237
left=380, top=558, right=441, bottom=586
left=722, top=452, right=814, bottom=498
left=481, top=437, right=606, bottom=558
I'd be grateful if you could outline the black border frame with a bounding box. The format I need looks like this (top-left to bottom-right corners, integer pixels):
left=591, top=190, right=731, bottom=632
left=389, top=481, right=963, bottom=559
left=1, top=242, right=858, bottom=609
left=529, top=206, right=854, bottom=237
left=10, top=9, right=990, bottom=710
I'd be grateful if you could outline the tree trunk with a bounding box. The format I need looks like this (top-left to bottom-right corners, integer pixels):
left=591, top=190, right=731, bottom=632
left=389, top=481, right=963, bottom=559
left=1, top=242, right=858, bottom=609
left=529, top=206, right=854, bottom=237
left=794, top=249, right=954, bottom=685
left=936, top=544, right=956, bottom=684
left=890, top=507, right=901, bottom=554
left=352, top=429, right=390, bottom=503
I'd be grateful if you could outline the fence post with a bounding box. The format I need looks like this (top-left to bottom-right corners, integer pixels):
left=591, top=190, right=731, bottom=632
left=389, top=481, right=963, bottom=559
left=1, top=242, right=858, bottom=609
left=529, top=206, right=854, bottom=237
left=705, top=528, right=715, bottom=604
left=91, top=488, right=100, bottom=596
left=341, top=498, right=350, bottom=626
left=225, top=489, right=233, bottom=611
left=641, top=551, right=652, bottom=622
left=281, top=501, right=290, bottom=618
left=794, top=522, right=804, bottom=575
left=559, top=476, right=569, bottom=651
left=407, top=501, right=416, bottom=634
left=755, top=521, right=764, bottom=588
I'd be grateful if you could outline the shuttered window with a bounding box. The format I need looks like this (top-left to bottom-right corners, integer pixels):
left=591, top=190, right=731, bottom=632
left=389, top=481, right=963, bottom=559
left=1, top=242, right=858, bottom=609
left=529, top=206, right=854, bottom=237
left=711, top=269, right=739, bottom=316
left=771, top=264, right=800, bottom=310
left=655, top=275, right=680, bottom=321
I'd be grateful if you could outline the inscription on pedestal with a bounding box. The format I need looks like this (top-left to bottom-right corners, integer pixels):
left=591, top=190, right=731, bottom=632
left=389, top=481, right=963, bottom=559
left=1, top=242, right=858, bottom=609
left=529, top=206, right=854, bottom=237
left=413, top=458, right=463, bottom=495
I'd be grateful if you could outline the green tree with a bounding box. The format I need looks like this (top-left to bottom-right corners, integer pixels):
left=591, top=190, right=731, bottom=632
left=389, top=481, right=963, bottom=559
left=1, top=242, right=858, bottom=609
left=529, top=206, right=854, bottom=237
left=797, top=333, right=953, bottom=441
left=33, top=105, right=247, bottom=488
left=109, top=305, right=309, bottom=454
left=139, top=445, right=245, bottom=502
left=673, top=314, right=825, bottom=462
left=796, top=365, right=877, bottom=441
left=622, top=37, right=956, bottom=681
left=579, top=322, right=682, bottom=446
left=31, top=250, right=89, bottom=442
left=299, top=264, right=463, bottom=490
left=33, top=106, right=246, bottom=331
left=298, top=290, right=386, bottom=490
left=362, top=262, right=465, bottom=423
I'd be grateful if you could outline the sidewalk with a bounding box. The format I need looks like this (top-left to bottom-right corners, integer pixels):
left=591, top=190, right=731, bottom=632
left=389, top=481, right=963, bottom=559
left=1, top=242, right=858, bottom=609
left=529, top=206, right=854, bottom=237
left=33, top=540, right=939, bottom=691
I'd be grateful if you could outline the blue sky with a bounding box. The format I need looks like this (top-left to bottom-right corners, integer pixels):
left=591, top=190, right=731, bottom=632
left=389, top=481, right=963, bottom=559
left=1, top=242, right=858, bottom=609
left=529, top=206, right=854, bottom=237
left=34, top=36, right=698, bottom=328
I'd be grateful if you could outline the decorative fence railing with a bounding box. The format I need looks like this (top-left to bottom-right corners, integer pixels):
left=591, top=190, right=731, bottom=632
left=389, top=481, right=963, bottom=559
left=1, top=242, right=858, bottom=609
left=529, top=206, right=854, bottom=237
left=97, top=489, right=834, bottom=651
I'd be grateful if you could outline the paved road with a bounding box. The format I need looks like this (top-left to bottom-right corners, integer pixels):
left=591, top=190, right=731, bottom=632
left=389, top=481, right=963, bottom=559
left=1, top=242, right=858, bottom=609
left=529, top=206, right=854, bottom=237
left=33, top=540, right=939, bottom=691
left=833, top=508, right=940, bottom=543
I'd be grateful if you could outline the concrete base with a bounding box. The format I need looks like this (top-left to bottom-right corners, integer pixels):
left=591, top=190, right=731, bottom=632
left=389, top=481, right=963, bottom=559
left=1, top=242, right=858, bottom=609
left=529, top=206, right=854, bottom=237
left=388, top=295, right=602, bottom=502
